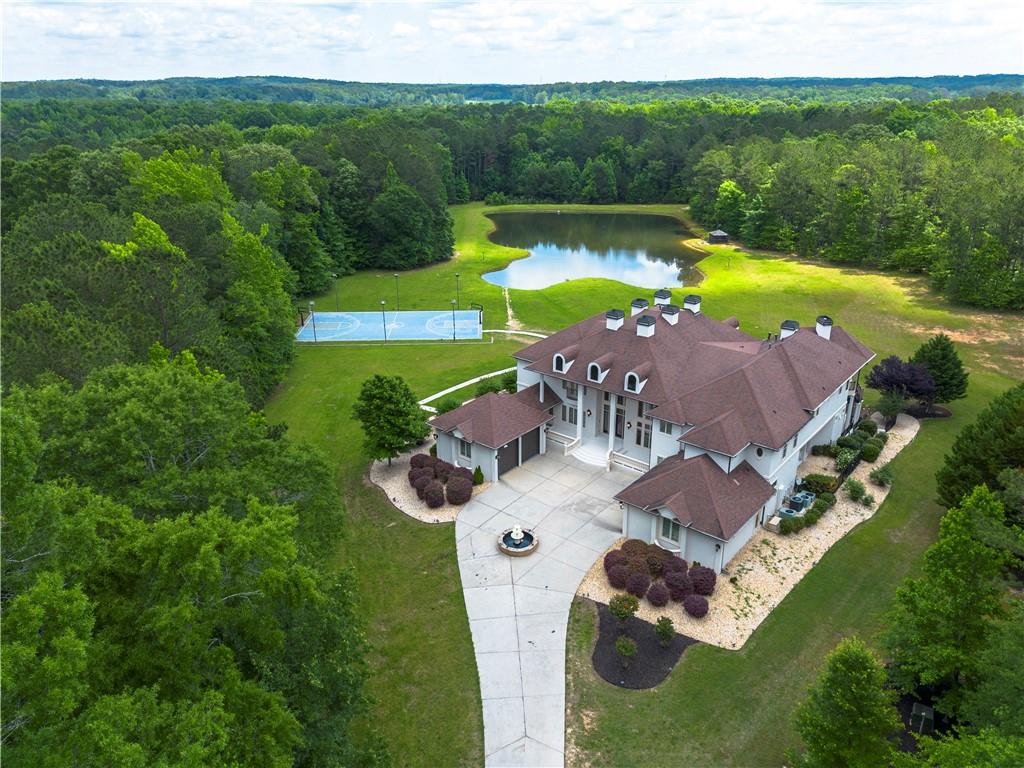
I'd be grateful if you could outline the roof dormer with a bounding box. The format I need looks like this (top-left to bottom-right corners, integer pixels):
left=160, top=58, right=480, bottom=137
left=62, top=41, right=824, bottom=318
left=551, top=344, right=578, bottom=373
left=624, top=362, right=651, bottom=394
left=588, top=352, right=614, bottom=383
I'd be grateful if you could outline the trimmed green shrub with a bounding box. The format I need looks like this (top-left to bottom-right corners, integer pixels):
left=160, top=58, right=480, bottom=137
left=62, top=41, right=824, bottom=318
left=647, top=582, right=670, bottom=607
left=811, top=444, right=836, bottom=457
left=869, top=464, right=894, bottom=487
left=835, top=448, right=859, bottom=472
left=429, top=443, right=437, bottom=457
left=861, top=443, right=882, bottom=462
left=845, top=478, right=867, bottom=503
left=434, top=395, right=463, bottom=414
left=838, top=433, right=866, bottom=451
left=857, top=418, right=878, bottom=436
left=655, top=616, right=675, bottom=647
left=862, top=493, right=875, bottom=507
left=616, top=636, right=637, bottom=667
left=683, top=594, right=709, bottom=618
left=819, top=492, right=837, bottom=507
left=609, top=593, right=639, bottom=624
left=875, top=430, right=889, bottom=444
left=501, top=370, right=517, bottom=393
left=445, top=476, right=473, bottom=505
left=474, top=378, right=504, bottom=397
left=803, top=473, right=840, bottom=494
left=780, top=516, right=809, bottom=535
left=472, top=465, right=484, bottom=485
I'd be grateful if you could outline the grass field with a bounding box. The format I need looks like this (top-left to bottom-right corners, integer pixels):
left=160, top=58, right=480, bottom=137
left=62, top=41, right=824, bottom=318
left=274, top=202, right=1023, bottom=767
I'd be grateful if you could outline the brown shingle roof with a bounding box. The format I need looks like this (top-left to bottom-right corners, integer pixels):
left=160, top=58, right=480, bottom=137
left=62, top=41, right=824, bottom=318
left=516, top=307, right=873, bottom=454
left=614, top=454, right=775, bottom=540
left=429, top=383, right=560, bottom=449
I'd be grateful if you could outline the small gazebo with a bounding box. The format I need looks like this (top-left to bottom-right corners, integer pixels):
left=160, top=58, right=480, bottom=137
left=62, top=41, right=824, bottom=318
left=708, top=229, right=729, bottom=244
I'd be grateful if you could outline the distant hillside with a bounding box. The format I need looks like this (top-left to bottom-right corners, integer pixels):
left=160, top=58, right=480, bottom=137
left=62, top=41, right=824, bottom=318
left=4, top=74, right=1022, bottom=104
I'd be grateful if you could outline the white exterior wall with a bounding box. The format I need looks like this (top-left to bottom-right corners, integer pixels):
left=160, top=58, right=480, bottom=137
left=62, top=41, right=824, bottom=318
left=650, top=420, right=680, bottom=466
left=436, top=432, right=498, bottom=481
left=516, top=359, right=541, bottom=390
left=624, top=504, right=758, bottom=574
left=721, top=513, right=758, bottom=568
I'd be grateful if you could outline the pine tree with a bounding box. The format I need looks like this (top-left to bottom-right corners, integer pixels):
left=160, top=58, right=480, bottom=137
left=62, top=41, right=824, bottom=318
left=911, top=333, right=968, bottom=405
left=793, top=636, right=900, bottom=768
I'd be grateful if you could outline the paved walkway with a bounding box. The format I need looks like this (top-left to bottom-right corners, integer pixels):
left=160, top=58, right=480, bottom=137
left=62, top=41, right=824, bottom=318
left=455, top=452, right=638, bottom=767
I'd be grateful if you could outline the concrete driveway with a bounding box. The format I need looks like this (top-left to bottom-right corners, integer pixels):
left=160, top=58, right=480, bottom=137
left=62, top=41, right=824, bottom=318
left=455, top=452, right=638, bottom=767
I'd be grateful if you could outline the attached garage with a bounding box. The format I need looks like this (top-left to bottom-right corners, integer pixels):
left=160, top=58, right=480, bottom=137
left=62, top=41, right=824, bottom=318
left=430, top=384, right=559, bottom=482
left=497, top=440, right=519, bottom=475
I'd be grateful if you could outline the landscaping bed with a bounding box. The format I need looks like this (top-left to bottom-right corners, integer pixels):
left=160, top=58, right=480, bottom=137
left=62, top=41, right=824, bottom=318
left=590, top=599, right=699, bottom=689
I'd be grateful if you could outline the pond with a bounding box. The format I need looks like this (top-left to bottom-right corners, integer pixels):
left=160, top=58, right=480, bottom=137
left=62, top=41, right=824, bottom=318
left=483, top=211, right=703, bottom=290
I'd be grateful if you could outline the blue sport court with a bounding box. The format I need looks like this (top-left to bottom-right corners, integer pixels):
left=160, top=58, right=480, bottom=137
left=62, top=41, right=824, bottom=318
left=296, top=309, right=483, bottom=342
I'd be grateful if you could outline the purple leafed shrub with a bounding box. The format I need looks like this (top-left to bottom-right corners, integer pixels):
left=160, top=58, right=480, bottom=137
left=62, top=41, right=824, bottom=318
left=683, top=594, right=709, bottom=618
left=424, top=480, right=445, bottom=508
left=434, top=460, right=455, bottom=484
left=645, top=551, right=666, bottom=577
left=413, top=474, right=433, bottom=499
left=664, top=570, right=694, bottom=601
left=608, top=564, right=630, bottom=589
left=445, top=476, right=473, bottom=505
left=450, top=466, right=474, bottom=482
left=621, top=539, right=649, bottom=557
left=410, top=453, right=435, bottom=469
left=626, top=571, right=651, bottom=599
left=647, top=582, right=670, bottom=607
left=690, top=566, right=717, bottom=596
left=662, top=556, right=688, bottom=574
left=603, top=549, right=627, bottom=574
left=626, top=555, right=650, bottom=577
left=409, top=467, right=434, bottom=487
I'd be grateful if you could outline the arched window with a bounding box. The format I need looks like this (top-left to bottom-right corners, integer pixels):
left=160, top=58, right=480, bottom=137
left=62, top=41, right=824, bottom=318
left=553, top=354, right=565, bottom=372
left=625, top=373, right=639, bottom=392
left=588, top=363, right=601, bottom=382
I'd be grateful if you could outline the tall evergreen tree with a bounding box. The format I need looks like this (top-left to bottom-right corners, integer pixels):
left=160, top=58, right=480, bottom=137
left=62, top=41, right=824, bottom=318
left=792, top=636, right=900, bottom=768
left=351, top=374, right=430, bottom=465
left=911, top=333, right=968, bottom=405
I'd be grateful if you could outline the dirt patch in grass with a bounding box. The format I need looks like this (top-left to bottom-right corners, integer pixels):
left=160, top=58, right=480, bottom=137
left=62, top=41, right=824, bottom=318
left=591, top=599, right=699, bottom=690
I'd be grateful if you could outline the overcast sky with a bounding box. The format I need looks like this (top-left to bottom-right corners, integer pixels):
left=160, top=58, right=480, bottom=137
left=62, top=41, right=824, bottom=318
left=3, top=0, right=1022, bottom=83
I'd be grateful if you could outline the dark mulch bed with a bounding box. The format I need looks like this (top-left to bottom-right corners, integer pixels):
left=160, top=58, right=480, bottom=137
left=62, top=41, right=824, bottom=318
left=903, top=404, right=952, bottom=419
left=591, top=600, right=699, bottom=689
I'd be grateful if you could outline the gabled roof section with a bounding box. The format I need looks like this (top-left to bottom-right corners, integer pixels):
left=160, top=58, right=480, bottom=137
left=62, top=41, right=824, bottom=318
left=615, top=455, right=774, bottom=540
left=429, top=383, right=560, bottom=450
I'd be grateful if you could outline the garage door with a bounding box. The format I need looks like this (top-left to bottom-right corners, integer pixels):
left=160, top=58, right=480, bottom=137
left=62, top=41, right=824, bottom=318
left=497, top=440, right=519, bottom=476
left=521, top=428, right=540, bottom=462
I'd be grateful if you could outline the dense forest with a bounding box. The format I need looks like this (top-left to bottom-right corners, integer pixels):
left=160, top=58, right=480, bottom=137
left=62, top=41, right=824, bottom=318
left=2, top=82, right=1022, bottom=764
left=4, top=74, right=1022, bottom=105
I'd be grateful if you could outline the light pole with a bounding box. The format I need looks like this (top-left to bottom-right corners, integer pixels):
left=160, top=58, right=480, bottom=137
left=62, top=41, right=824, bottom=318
left=394, top=273, right=400, bottom=311
left=332, top=273, right=339, bottom=311
left=380, top=300, right=387, bottom=343
left=455, top=273, right=461, bottom=309
left=308, top=300, right=317, bottom=342
left=451, top=299, right=457, bottom=342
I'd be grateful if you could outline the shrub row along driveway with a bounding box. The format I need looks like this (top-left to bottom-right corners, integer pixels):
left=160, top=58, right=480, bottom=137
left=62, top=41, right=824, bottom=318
left=455, top=452, right=637, bottom=767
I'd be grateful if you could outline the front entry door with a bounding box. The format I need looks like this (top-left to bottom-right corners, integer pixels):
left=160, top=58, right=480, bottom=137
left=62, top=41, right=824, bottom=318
left=601, top=405, right=626, bottom=438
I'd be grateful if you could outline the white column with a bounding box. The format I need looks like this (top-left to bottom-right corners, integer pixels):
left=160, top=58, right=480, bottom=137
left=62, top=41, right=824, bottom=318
left=576, top=387, right=584, bottom=441
left=607, top=397, right=616, bottom=456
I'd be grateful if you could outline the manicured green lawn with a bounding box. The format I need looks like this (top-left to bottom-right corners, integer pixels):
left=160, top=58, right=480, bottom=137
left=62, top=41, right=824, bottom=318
left=275, top=202, right=1022, bottom=767
left=265, top=339, right=525, bottom=767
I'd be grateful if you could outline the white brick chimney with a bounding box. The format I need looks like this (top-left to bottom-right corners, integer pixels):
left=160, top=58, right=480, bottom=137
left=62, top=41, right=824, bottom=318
left=660, top=304, right=680, bottom=326
left=815, top=315, right=833, bottom=341
left=605, top=309, right=625, bottom=331
left=630, top=298, right=650, bottom=316
left=636, top=315, right=656, bottom=338
left=683, top=294, right=702, bottom=314
left=780, top=319, right=799, bottom=339
left=654, top=289, right=673, bottom=306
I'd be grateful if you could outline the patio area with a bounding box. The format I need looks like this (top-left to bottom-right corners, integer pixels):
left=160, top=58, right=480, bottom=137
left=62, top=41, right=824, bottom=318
left=455, top=452, right=638, bottom=767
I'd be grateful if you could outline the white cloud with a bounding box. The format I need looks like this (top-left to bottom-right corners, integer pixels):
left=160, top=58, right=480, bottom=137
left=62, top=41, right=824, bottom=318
left=1, top=0, right=1021, bottom=83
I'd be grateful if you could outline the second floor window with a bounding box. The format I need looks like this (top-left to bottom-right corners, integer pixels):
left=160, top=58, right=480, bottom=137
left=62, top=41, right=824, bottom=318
left=588, top=364, right=601, bottom=382
left=564, top=381, right=578, bottom=399
left=659, top=420, right=672, bottom=435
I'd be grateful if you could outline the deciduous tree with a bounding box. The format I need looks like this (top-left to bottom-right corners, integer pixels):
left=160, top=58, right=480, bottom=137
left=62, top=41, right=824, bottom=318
left=351, top=374, right=430, bottom=465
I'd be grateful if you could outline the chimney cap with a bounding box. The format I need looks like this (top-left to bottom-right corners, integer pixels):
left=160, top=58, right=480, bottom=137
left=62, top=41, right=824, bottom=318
left=816, top=315, right=833, bottom=326
left=683, top=294, right=702, bottom=305
left=605, top=309, right=625, bottom=320
left=654, top=288, right=672, bottom=299
left=781, top=319, right=800, bottom=331
left=637, top=315, right=656, bottom=327
left=661, top=303, right=680, bottom=315
left=631, top=298, right=650, bottom=308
